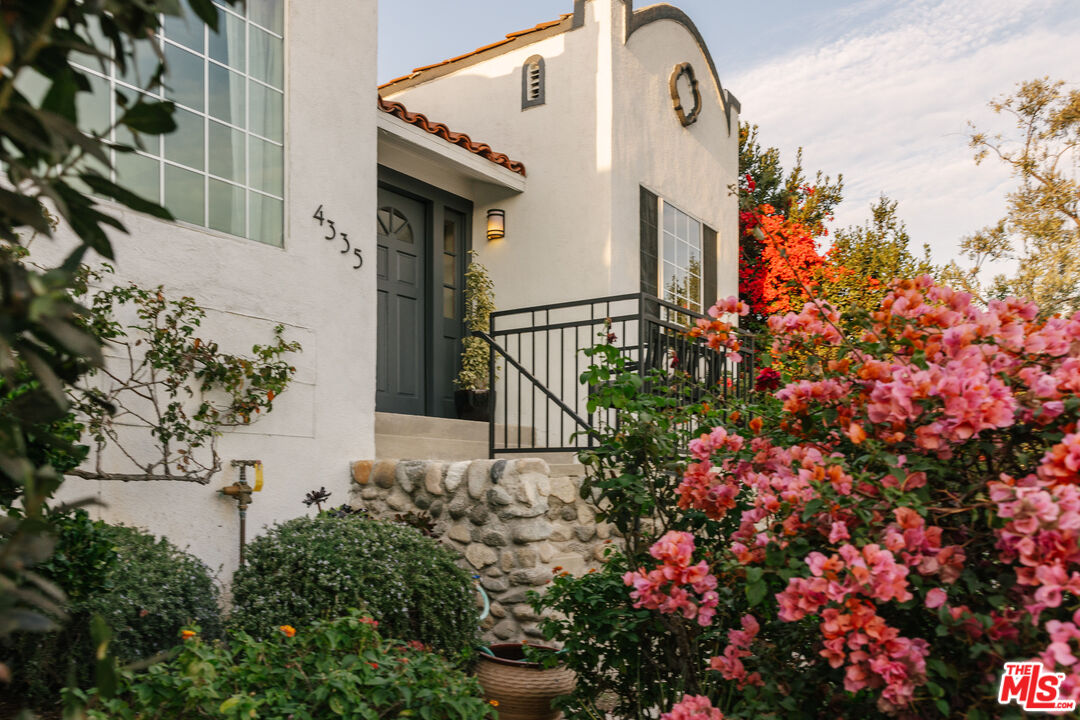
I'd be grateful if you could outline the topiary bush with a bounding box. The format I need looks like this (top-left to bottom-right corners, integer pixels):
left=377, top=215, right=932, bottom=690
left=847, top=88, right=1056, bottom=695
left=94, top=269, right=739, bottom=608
left=73, top=610, right=496, bottom=720
left=1, top=511, right=222, bottom=705
left=230, top=514, right=479, bottom=656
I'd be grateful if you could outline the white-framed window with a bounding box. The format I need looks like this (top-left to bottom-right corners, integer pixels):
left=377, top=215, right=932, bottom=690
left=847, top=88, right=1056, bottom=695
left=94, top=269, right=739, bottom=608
left=71, top=0, right=285, bottom=246
left=660, top=200, right=703, bottom=313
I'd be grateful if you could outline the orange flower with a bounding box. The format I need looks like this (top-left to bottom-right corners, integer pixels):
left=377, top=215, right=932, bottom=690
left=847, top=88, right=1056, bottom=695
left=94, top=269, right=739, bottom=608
left=846, top=423, right=867, bottom=444
left=279, top=625, right=296, bottom=637
left=180, top=629, right=196, bottom=640
left=749, top=417, right=763, bottom=435
left=489, top=700, right=500, bottom=707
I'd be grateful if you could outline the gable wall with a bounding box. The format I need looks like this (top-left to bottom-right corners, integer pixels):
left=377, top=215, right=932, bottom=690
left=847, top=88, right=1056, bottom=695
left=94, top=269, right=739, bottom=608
left=381, top=6, right=613, bottom=311
left=610, top=2, right=740, bottom=306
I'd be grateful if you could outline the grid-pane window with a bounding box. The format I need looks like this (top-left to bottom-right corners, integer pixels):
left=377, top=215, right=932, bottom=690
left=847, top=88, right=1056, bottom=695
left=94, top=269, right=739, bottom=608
left=661, top=200, right=702, bottom=313
left=72, top=0, right=285, bottom=247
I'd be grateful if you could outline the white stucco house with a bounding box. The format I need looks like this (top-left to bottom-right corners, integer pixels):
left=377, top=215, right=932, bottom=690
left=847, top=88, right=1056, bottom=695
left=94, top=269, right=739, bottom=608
left=46, top=0, right=741, bottom=576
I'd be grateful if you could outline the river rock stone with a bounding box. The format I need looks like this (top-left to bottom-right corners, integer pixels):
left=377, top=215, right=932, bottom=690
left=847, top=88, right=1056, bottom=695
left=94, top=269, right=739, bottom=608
left=498, top=502, right=548, bottom=520
left=424, top=463, right=444, bottom=495
left=488, top=487, right=513, bottom=506
left=537, top=542, right=557, bottom=563
left=510, top=568, right=552, bottom=586
left=444, top=461, right=469, bottom=493
left=491, top=458, right=508, bottom=482
left=550, top=477, right=578, bottom=504
left=469, top=503, right=490, bottom=525
left=492, top=619, right=517, bottom=640
left=396, top=460, right=425, bottom=493
left=522, top=623, right=545, bottom=638
left=351, top=460, right=373, bottom=485
left=448, top=496, right=469, bottom=520
left=465, top=543, right=497, bottom=569
left=511, top=519, right=553, bottom=544
left=574, top=525, right=596, bottom=542
left=513, top=604, right=540, bottom=621
left=386, top=489, right=410, bottom=511
left=499, top=588, right=530, bottom=604
left=481, top=529, right=509, bottom=547
left=514, top=459, right=549, bottom=476
left=447, top=524, right=471, bottom=543
left=467, top=460, right=493, bottom=499
left=373, top=460, right=396, bottom=489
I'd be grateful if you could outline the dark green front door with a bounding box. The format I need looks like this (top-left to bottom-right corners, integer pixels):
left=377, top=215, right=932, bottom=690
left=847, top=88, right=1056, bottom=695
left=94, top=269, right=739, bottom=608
left=376, top=188, right=426, bottom=415
left=376, top=170, right=472, bottom=418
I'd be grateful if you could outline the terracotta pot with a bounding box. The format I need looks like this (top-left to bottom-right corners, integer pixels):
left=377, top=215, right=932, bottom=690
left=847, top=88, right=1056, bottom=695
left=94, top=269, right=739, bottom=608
left=475, top=643, right=576, bottom=720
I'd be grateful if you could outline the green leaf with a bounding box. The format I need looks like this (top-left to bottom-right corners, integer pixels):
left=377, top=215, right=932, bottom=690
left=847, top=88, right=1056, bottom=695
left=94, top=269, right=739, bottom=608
left=42, top=69, right=80, bottom=122
left=0, top=21, right=13, bottom=67
left=801, top=498, right=824, bottom=521
left=746, top=578, right=767, bottom=607
left=119, top=100, right=177, bottom=135
left=79, top=173, right=173, bottom=220
left=220, top=696, right=242, bottom=713
left=187, top=0, right=224, bottom=31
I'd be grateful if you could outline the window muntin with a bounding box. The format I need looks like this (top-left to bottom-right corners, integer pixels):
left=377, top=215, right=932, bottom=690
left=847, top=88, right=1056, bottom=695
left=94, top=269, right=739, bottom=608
left=660, top=200, right=703, bottom=313
left=72, top=0, right=285, bottom=247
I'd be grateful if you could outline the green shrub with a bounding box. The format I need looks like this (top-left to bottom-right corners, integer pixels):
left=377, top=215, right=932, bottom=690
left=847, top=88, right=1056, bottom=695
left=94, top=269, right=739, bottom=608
left=1, top=512, right=222, bottom=704
left=230, top=514, right=479, bottom=655
left=73, top=610, right=496, bottom=720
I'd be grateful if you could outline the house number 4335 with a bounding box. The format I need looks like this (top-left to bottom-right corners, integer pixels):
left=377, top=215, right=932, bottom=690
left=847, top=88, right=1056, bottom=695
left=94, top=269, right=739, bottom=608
left=312, top=205, right=363, bottom=269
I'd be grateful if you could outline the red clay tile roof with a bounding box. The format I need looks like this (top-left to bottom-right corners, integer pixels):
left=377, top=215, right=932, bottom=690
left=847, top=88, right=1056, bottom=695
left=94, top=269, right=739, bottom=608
left=379, top=13, right=573, bottom=91
left=378, top=96, right=526, bottom=177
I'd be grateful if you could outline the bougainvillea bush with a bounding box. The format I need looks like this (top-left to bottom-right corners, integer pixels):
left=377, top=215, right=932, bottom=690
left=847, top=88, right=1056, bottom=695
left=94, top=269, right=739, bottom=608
left=624, top=277, right=1080, bottom=719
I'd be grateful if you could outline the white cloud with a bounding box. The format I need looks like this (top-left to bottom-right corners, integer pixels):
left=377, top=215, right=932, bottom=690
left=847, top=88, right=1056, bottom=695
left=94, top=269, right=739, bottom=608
left=729, top=0, right=1080, bottom=269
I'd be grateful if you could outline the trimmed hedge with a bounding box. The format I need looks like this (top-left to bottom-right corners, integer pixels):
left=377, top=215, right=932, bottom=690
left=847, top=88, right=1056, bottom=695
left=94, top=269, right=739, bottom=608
left=1, top=512, right=221, bottom=705
left=230, top=514, right=479, bottom=655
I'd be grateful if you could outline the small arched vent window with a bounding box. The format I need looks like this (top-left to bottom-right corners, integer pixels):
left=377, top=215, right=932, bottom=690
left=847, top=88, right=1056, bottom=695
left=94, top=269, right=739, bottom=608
left=521, top=55, right=545, bottom=109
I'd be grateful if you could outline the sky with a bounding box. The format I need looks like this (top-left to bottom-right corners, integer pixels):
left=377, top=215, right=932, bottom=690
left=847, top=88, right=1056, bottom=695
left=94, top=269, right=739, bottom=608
left=378, top=0, right=1080, bottom=271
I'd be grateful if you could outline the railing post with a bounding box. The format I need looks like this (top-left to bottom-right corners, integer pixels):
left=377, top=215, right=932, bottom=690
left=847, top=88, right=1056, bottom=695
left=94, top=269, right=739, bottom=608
left=488, top=311, right=496, bottom=459
left=636, top=292, right=646, bottom=376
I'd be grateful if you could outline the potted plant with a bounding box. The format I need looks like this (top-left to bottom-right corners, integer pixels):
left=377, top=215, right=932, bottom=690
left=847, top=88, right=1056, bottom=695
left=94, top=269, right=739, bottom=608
left=455, top=252, right=495, bottom=421
left=475, top=643, right=576, bottom=720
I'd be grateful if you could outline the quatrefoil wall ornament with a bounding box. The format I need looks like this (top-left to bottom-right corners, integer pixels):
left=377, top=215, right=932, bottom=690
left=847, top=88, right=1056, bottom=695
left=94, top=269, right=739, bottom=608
left=669, top=62, right=701, bottom=127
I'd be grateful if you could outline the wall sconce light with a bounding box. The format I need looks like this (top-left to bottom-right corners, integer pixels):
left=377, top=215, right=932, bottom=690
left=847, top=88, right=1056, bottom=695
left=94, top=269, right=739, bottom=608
left=487, top=209, right=506, bottom=240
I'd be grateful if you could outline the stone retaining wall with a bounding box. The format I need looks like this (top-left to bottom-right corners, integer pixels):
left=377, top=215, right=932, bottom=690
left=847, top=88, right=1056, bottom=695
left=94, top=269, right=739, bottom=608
left=350, top=458, right=618, bottom=643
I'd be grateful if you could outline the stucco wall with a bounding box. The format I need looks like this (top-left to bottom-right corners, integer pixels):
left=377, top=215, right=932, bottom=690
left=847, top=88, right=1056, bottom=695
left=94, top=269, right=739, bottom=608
left=41, top=0, right=379, bottom=579
left=611, top=2, right=741, bottom=304
left=382, top=5, right=611, bottom=311
left=383, top=0, right=740, bottom=313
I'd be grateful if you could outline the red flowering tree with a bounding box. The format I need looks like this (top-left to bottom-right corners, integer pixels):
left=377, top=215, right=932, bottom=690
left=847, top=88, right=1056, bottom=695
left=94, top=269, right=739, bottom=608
left=627, top=278, right=1080, bottom=718
left=737, top=124, right=842, bottom=331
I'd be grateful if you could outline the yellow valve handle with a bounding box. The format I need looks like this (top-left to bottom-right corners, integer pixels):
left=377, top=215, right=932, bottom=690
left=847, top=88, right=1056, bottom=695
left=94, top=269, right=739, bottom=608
left=253, top=461, right=264, bottom=491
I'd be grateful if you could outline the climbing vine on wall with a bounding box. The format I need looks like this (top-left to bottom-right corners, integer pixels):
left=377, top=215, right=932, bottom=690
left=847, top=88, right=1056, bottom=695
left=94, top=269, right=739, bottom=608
left=68, top=267, right=301, bottom=484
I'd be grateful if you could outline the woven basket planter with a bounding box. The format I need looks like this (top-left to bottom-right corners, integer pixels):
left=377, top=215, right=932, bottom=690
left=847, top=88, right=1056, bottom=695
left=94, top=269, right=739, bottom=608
left=475, top=643, right=577, bottom=720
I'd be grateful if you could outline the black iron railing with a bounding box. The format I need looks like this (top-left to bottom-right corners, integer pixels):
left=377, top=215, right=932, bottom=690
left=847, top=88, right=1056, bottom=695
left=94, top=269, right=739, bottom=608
left=477, top=292, right=755, bottom=457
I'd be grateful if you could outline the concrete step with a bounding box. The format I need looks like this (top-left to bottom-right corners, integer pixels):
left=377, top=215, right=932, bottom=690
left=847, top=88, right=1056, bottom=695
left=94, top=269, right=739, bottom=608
left=375, top=412, right=486, bottom=442
left=374, top=434, right=488, bottom=462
